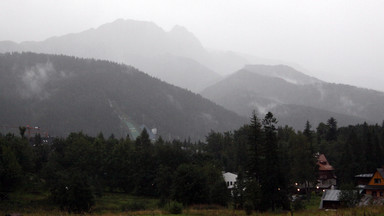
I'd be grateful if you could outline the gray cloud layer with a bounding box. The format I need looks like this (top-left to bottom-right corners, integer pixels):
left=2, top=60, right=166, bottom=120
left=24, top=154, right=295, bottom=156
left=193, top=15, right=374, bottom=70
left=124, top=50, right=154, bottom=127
left=1, top=0, right=383, bottom=91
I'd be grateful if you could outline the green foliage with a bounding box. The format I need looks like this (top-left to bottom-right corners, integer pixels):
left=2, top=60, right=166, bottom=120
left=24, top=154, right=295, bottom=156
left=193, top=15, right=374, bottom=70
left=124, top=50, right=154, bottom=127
left=0, top=145, right=23, bottom=193
left=171, top=164, right=208, bottom=205
left=339, top=184, right=361, bottom=208
left=291, top=196, right=305, bottom=211
left=232, top=170, right=246, bottom=209
left=290, top=132, right=317, bottom=200
left=121, top=200, right=146, bottom=211
left=3, top=111, right=384, bottom=213
left=50, top=171, right=95, bottom=213
left=326, top=117, right=338, bottom=142
left=168, top=201, right=183, bottom=214
left=244, top=179, right=262, bottom=210
left=244, top=200, right=254, bottom=215
left=171, top=163, right=229, bottom=206
left=18, top=126, right=26, bottom=138
left=155, top=165, right=173, bottom=204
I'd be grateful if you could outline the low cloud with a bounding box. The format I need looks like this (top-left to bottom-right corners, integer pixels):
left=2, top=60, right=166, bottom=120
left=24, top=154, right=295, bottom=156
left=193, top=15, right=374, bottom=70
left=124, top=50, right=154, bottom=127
left=20, top=62, right=54, bottom=99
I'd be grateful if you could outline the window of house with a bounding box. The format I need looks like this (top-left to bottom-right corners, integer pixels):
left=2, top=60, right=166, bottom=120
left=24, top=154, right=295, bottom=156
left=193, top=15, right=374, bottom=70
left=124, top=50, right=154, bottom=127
left=380, top=192, right=383, bottom=197
left=230, top=181, right=233, bottom=185
left=374, top=178, right=381, bottom=184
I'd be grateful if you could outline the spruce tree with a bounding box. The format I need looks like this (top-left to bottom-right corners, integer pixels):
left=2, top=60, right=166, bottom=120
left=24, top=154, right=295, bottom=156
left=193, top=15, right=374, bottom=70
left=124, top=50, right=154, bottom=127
left=260, top=112, right=289, bottom=210
left=247, top=111, right=262, bottom=181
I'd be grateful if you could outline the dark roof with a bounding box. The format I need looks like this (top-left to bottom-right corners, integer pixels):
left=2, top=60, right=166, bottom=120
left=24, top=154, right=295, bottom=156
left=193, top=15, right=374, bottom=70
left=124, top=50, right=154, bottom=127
left=363, top=185, right=384, bottom=190
left=355, top=173, right=374, bottom=178
left=320, top=189, right=340, bottom=209
left=317, top=154, right=334, bottom=171
left=377, top=168, right=384, bottom=179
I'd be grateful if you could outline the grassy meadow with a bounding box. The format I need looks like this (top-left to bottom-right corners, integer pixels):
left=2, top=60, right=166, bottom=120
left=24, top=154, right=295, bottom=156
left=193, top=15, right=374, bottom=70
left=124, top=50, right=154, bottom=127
left=2, top=192, right=384, bottom=216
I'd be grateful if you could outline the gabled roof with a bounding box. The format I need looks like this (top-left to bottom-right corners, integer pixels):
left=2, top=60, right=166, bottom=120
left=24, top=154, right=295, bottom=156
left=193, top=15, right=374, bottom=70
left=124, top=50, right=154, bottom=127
left=223, top=172, right=237, bottom=182
left=319, top=189, right=341, bottom=209
left=322, top=189, right=341, bottom=201
left=367, top=168, right=384, bottom=187
left=377, top=168, right=384, bottom=178
left=317, top=154, right=334, bottom=171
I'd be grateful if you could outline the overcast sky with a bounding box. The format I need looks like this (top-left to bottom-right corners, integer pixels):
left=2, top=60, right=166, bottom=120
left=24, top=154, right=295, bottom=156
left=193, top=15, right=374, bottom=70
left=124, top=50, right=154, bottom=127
left=1, top=0, right=384, bottom=91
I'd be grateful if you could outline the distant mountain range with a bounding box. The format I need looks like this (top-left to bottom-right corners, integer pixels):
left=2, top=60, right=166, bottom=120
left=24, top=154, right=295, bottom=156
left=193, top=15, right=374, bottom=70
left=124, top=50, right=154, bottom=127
left=0, top=52, right=246, bottom=139
left=0, top=19, right=268, bottom=92
left=1, top=19, right=383, bottom=131
left=201, top=65, right=384, bottom=130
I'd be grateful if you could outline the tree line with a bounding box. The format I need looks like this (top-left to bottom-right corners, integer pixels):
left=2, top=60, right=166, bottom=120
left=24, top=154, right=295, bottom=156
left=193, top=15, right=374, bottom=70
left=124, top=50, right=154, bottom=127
left=1, top=112, right=384, bottom=212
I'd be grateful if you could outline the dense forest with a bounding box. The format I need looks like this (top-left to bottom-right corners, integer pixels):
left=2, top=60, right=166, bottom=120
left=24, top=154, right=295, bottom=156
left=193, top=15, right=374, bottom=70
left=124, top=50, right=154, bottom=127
left=1, top=112, right=384, bottom=212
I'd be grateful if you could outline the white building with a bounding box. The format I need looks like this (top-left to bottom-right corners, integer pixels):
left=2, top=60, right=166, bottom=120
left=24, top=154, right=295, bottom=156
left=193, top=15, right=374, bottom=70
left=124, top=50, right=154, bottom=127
left=223, top=172, right=238, bottom=189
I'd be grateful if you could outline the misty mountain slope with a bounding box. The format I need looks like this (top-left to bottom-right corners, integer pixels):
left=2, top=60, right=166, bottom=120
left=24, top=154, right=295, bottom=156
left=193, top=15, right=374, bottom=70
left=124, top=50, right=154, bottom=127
left=0, top=19, right=224, bottom=92
left=121, top=54, right=221, bottom=92
left=269, top=104, right=366, bottom=131
left=0, top=52, right=246, bottom=139
left=201, top=65, right=384, bottom=129
left=0, top=19, right=284, bottom=92
left=243, top=65, right=322, bottom=85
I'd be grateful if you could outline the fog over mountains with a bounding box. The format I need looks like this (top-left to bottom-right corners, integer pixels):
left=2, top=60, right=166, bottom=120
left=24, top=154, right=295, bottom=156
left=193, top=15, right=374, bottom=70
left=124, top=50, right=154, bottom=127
left=201, top=65, right=384, bottom=129
left=0, top=19, right=263, bottom=92
left=1, top=19, right=383, bottom=133
left=0, top=52, right=245, bottom=139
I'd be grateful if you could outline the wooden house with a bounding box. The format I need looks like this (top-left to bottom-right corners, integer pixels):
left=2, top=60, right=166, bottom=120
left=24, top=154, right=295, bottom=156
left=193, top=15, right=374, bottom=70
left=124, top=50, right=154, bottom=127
left=223, top=172, right=237, bottom=189
left=316, top=154, right=337, bottom=189
left=363, top=168, right=384, bottom=197
left=355, top=173, right=374, bottom=186
left=355, top=173, right=374, bottom=192
left=319, top=189, right=341, bottom=209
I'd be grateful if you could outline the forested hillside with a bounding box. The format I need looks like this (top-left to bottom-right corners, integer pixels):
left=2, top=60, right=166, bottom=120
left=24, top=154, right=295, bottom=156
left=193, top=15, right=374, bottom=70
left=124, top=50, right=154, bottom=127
left=0, top=52, right=245, bottom=140
left=201, top=65, right=384, bottom=130
left=2, top=113, right=384, bottom=212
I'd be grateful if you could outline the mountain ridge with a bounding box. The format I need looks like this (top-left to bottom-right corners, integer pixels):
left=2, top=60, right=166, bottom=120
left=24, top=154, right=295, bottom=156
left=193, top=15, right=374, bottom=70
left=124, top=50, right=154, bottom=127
left=201, top=65, right=384, bottom=129
left=0, top=19, right=223, bottom=92
left=0, top=52, right=246, bottom=140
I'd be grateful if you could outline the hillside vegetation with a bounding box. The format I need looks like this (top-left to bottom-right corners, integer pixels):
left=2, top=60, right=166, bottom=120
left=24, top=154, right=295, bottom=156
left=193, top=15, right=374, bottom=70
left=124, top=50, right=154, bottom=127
left=201, top=65, right=384, bottom=130
left=2, top=111, right=384, bottom=213
left=0, top=52, right=245, bottom=139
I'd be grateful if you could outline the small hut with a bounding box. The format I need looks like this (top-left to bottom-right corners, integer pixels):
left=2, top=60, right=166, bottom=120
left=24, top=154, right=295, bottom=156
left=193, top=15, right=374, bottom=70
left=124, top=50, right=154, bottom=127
left=319, top=189, right=341, bottom=209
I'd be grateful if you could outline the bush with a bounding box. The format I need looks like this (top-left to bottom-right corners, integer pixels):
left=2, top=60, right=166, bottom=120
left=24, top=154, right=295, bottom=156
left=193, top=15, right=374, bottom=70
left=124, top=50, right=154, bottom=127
left=50, top=172, right=94, bottom=213
left=292, top=196, right=304, bottom=210
left=244, top=201, right=254, bottom=215
left=168, top=201, right=183, bottom=214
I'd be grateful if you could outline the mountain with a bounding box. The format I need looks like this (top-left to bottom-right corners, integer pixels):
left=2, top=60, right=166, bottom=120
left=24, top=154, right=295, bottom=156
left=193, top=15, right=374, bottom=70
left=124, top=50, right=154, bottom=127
left=0, top=19, right=260, bottom=92
left=0, top=52, right=246, bottom=140
left=201, top=65, right=384, bottom=130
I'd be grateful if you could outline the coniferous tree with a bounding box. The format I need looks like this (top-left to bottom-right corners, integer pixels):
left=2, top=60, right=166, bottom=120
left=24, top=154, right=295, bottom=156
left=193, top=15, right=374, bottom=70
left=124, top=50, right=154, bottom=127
left=133, top=129, right=156, bottom=196
left=290, top=132, right=316, bottom=200
left=303, top=120, right=315, bottom=153
left=233, top=170, right=246, bottom=209
left=326, top=117, right=338, bottom=142
left=244, top=112, right=263, bottom=210
left=0, top=145, right=23, bottom=194
left=259, top=112, right=288, bottom=211
left=247, top=111, right=262, bottom=181
left=337, top=134, right=355, bottom=184
left=155, top=165, right=173, bottom=206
